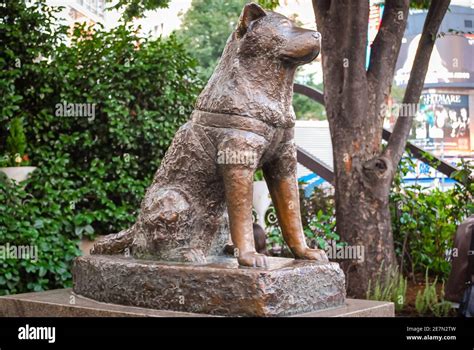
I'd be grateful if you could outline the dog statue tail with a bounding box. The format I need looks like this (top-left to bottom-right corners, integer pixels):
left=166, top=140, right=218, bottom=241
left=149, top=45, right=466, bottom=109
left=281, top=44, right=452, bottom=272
left=90, top=227, right=135, bottom=255
left=91, top=223, right=268, bottom=256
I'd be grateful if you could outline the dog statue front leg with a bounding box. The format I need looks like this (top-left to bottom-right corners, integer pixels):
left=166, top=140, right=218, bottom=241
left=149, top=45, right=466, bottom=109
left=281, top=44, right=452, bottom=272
left=263, top=142, right=328, bottom=262
left=221, top=164, right=268, bottom=268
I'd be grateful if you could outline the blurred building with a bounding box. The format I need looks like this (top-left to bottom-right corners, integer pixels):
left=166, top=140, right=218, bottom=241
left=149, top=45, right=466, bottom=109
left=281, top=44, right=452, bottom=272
left=296, top=1, right=474, bottom=190
left=390, top=1, right=474, bottom=187
left=45, top=0, right=108, bottom=28
left=393, top=2, right=474, bottom=162
left=45, top=0, right=193, bottom=37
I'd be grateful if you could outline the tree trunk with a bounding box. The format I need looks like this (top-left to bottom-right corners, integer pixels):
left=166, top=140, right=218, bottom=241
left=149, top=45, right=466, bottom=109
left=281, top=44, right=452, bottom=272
left=335, top=186, right=394, bottom=297
left=328, top=101, right=396, bottom=297
left=313, top=0, right=450, bottom=297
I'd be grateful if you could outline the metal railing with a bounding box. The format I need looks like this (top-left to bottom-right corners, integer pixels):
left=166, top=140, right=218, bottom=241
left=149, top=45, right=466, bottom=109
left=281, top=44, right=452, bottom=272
left=293, top=83, right=460, bottom=182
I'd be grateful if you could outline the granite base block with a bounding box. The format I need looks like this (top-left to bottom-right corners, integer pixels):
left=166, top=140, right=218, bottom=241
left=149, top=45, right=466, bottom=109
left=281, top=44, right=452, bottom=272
left=0, top=289, right=394, bottom=317
left=72, top=254, right=346, bottom=317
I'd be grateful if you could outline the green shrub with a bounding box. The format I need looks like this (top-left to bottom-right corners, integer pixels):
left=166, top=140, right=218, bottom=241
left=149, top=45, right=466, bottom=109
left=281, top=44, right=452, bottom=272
left=0, top=175, right=80, bottom=294
left=267, top=186, right=337, bottom=255
left=1, top=117, right=29, bottom=167
left=300, top=186, right=335, bottom=227
left=0, top=1, right=202, bottom=295
left=300, top=186, right=338, bottom=248
left=176, top=0, right=246, bottom=80
left=303, top=210, right=339, bottom=249
left=28, top=23, right=202, bottom=239
left=391, top=157, right=473, bottom=279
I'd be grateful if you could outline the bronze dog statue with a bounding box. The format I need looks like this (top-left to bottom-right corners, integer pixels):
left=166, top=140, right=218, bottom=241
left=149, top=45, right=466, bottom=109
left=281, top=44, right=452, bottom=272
left=92, top=3, right=328, bottom=268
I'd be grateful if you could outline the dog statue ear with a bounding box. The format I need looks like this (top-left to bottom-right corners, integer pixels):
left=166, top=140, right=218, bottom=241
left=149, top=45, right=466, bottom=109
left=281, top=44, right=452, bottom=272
left=237, top=3, right=266, bottom=38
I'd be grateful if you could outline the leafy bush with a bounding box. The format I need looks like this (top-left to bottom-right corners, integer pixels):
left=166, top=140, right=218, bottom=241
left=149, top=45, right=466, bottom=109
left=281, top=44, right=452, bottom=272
left=176, top=0, right=246, bottom=80
left=276, top=157, right=472, bottom=280
left=29, top=23, right=201, bottom=238
left=300, top=186, right=335, bottom=228
left=0, top=1, right=202, bottom=295
left=300, top=186, right=340, bottom=250
left=1, top=117, right=30, bottom=167
left=266, top=185, right=337, bottom=256
left=303, top=210, right=339, bottom=249
left=0, top=175, right=80, bottom=294
left=391, top=157, right=473, bottom=280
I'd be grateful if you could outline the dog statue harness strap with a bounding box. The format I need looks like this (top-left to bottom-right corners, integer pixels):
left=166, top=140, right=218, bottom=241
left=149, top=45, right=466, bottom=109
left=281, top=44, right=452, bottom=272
left=191, top=110, right=292, bottom=142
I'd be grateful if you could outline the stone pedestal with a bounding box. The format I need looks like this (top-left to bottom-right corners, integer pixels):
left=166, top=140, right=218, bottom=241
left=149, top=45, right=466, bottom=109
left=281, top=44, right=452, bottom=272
left=72, top=255, right=346, bottom=317
left=0, top=289, right=395, bottom=317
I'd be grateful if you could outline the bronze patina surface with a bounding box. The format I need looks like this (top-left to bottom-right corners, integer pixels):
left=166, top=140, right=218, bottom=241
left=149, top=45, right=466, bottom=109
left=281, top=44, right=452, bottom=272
left=73, top=255, right=345, bottom=316
left=91, top=3, right=326, bottom=268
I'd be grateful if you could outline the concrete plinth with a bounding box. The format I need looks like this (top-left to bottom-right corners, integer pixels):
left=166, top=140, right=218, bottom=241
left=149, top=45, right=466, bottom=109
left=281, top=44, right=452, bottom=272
left=0, top=289, right=394, bottom=317
left=72, top=255, right=346, bottom=317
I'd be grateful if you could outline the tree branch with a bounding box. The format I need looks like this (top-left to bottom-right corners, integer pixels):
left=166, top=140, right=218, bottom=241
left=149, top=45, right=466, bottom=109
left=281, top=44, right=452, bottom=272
left=345, top=0, right=370, bottom=82
left=367, top=0, right=409, bottom=104
left=384, top=0, right=450, bottom=167
left=342, top=0, right=369, bottom=110
left=312, top=0, right=369, bottom=125
left=313, top=0, right=331, bottom=29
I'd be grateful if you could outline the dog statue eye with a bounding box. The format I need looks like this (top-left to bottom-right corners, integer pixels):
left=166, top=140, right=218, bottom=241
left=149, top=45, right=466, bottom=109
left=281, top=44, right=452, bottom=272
left=281, top=20, right=292, bottom=27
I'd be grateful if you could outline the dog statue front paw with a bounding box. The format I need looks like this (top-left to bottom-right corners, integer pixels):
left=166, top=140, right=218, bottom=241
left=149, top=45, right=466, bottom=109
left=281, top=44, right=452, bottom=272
left=294, top=247, right=328, bottom=262
left=238, top=251, right=268, bottom=268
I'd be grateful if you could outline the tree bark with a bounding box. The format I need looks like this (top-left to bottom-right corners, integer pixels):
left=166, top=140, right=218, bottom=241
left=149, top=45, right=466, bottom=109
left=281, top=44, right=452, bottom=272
left=313, top=0, right=450, bottom=297
left=384, top=0, right=451, bottom=167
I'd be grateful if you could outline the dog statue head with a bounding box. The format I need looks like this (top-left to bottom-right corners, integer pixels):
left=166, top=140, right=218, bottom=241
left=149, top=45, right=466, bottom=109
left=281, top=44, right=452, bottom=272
left=196, top=3, right=321, bottom=128
left=236, top=3, right=320, bottom=66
